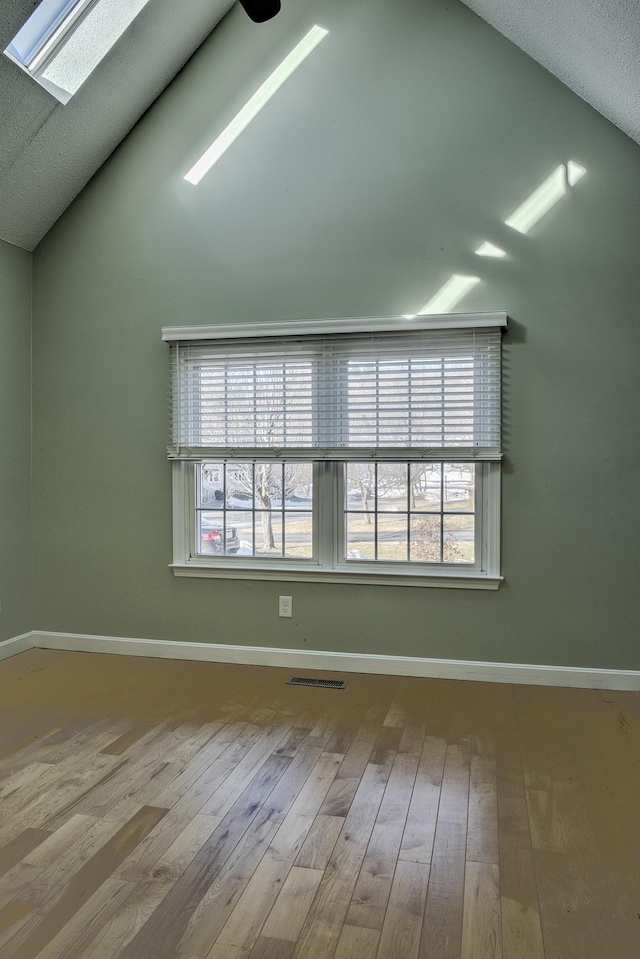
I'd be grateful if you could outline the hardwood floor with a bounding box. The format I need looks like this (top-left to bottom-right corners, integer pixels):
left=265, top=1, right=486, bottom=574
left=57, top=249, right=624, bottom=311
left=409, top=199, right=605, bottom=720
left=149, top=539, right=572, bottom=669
left=0, top=648, right=639, bottom=958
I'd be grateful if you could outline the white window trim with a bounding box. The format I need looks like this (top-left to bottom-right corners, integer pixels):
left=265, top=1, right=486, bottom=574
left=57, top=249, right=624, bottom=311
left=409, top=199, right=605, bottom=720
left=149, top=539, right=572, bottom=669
left=170, top=461, right=502, bottom=589
left=162, top=312, right=507, bottom=342
left=167, top=312, right=505, bottom=589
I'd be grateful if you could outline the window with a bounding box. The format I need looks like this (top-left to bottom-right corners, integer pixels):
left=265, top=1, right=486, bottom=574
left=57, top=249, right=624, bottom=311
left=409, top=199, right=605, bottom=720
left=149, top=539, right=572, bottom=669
left=166, top=314, right=505, bottom=588
left=4, top=0, right=152, bottom=103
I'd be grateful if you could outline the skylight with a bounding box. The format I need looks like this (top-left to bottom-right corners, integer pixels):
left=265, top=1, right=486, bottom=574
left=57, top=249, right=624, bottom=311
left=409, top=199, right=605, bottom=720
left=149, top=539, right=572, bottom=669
left=4, top=0, right=152, bottom=103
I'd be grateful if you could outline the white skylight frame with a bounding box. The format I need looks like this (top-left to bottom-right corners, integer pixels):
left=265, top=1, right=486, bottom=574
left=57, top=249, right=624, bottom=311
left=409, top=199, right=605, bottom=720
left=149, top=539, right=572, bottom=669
left=4, top=0, right=152, bottom=104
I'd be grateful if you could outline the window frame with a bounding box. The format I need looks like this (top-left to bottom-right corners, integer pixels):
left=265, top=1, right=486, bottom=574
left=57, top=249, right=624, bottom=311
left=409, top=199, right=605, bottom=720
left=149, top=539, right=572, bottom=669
left=4, top=0, right=153, bottom=104
left=167, top=313, right=505, bottom=589
left=170, top=459, right=502, bottom=589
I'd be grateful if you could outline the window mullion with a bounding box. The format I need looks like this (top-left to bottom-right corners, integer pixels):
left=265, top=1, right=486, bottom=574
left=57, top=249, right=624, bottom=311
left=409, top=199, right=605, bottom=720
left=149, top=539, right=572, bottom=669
left=251, top=463, right=256, bottom=555
left=316, top=461, right=336, bottom=569
left=280, top=462, right=285, bottom=556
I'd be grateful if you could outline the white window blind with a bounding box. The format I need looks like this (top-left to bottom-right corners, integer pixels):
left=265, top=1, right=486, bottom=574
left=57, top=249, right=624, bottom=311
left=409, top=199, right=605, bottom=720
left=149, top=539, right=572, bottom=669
left=166, top=317, right=505, bottom=462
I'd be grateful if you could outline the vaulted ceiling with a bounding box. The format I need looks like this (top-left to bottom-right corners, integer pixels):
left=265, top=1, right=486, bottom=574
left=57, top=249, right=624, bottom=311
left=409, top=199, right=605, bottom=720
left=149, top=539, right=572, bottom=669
left=463, top=0, right=640, bottom=148
left=0, top=0, right=638, bottom=251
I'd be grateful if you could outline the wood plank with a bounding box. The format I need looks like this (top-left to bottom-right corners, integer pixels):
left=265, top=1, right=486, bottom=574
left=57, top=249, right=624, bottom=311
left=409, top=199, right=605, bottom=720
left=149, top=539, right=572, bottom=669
left=526, top=788, right=564, bottom=852
left=199, top=723, right=298, bottom=818
left=289, top=762, right=391, bottom=959
left=116, top=756, right=292, bottom=959
left=461, top=860, right=502, bottom=959
left=149, top=813, right=221, bottom=883
left=4, top=816, right=127, bottom=912
left=22, top=877, right=134, bottom=959
left=177, top=803, right=282, bottom=956
left=369, top=726, right=403, bottom=766
left=77, top=878, right=175, bottom=959
left=532, top=849, right=587, bottom=959
left=317, top=778, right=359, bottom=818
left=398, top=722, right=426, bottom=759
left=0, top=828, right=51, bottom=878
left=467, top=754, right=499, bottom=864
left=294, top=815, right=344, bottom=870
left=205, top=829, right=305, bottom=952
left=261, top=867, right=324, bottom=941
left=438, top=741, right=471, bottom=826
left=177, top=748, right=342, bottom=957
left=170, top=720, right=228, bottom=765
left=399, top=734, right=446, bottom=864
left=556, top=689, right=640, bottom=952
left=208, top=748, right=353, bottom=955
left=204, top=945, right=250, bottom=959
left=494, top=685, right=545, bottom=959
left=2, top=805, right=167, bottom=959
left=376, top=859, right=429, bottom=959
left=382, top=690, right=407, bottom=729
left=101, top=760, right=184, bottom=823
left=346, top=751, right=417, bottom=930
left=115, top=723, right=267, bottom=882
left=101, top=724, right=153, bottom=756
left=249, top=938, right=295, bottom=959
left=333, top=924, right=380, bottom=958
left=22, top=814, right=95, bottom=867
left=0, top=902, right=36, bottom=950
left=333, top=708, right=386, bottom=783
left=324, top=708, right=361, bottom=756
left=513, top=684, right=587, bottom=959
left=152, top=721, right=251, bottom=810
left=45, top=723, right=190, bottom=825
left=0, top=749, right=117, bottom=834
left=0, top=762, right=54, bottom=800
left=419, top=820, right=466, bottom=959
left=554, top=788, right=636, bottom=959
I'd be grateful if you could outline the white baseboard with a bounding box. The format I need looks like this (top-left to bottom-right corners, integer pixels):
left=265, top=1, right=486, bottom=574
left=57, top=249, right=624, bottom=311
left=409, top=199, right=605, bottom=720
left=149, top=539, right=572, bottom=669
left=0, top=632, right=34, bottom=662
left=30, top=630, right=640, bottom=690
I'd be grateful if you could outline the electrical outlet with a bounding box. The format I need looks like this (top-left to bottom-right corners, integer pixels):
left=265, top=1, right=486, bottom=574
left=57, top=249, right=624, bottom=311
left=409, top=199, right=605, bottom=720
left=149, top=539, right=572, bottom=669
left=279, top=595, right=292, bottom=618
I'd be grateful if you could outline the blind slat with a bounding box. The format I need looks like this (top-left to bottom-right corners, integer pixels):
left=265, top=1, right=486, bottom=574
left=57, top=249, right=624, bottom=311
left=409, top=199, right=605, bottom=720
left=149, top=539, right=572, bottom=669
left=168, top=323, right=503, bottom=462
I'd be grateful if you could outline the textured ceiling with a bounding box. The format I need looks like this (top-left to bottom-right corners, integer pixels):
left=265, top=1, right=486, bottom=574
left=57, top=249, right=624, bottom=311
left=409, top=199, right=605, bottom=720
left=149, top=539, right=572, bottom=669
left=1, top=0, right=639, bottom=251
left=461, top=0, right=640, bottom=147
left=0, top=0, right=233, bottom=250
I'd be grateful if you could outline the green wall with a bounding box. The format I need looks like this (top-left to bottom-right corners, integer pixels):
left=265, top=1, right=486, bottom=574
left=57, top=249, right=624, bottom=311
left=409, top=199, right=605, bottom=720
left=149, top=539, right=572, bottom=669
left=0, top=238, right=32, bottom=640
left=32, top=0, right=640, bottom=668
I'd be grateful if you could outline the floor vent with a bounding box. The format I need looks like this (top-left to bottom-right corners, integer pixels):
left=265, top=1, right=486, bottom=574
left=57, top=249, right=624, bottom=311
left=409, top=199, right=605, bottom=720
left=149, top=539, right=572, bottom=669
left=286, top=676, right=347, bottom=689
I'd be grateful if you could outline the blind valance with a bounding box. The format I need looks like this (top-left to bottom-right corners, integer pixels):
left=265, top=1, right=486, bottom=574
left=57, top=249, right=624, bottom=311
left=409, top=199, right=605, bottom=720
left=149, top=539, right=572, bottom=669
left=167, top=316, right=505, bottom=462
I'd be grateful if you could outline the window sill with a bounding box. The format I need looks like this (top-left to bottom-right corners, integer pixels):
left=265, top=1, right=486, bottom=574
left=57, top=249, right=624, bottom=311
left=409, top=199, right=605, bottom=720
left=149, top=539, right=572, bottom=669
left=170, top=563, right=502, bottom=590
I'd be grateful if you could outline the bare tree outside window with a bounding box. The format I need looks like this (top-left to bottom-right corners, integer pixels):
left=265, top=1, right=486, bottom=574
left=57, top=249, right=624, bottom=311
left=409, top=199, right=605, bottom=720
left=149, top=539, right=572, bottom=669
left=227, top=463, right=300, bottom=551
left=199, top=462, right=312, bottom=557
